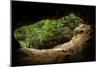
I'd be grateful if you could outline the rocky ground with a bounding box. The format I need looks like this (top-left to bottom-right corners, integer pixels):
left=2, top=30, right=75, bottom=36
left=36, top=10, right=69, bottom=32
left=14, top=24, right=95, bottom=66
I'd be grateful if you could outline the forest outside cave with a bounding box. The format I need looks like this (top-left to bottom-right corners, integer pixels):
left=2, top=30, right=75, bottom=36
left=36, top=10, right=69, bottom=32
left=14, top=13, right=83, bottom=49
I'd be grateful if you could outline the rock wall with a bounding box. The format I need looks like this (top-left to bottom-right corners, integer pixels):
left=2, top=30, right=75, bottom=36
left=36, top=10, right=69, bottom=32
left=14, top=24, right=95, bottom=66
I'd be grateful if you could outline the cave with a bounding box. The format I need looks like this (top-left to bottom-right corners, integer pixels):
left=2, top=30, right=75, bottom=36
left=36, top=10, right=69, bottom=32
left=11, top=1, right=96, bottom=66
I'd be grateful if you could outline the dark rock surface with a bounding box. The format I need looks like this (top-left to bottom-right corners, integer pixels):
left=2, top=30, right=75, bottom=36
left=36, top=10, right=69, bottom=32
left=13, top=24, right=95, bottom=66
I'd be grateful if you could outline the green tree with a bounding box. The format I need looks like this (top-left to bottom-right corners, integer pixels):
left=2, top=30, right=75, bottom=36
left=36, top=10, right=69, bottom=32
left=14, top=13, right=83, bottom=49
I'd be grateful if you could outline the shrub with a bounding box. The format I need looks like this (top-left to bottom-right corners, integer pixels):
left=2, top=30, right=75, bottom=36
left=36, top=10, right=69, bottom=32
left=14, top=13, right=83, bottom=49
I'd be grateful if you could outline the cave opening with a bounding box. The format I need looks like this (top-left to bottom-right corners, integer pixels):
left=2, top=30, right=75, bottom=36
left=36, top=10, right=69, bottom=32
left=12, top=1, right=95, bottom=66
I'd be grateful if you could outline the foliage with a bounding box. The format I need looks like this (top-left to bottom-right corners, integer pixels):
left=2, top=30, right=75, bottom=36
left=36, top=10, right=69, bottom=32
left=14, top=13, right=83, bottom=49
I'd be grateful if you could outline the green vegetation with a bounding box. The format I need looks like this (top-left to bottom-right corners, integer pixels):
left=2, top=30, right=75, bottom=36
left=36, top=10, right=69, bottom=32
left=14, top=13, right=83, bottom=49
